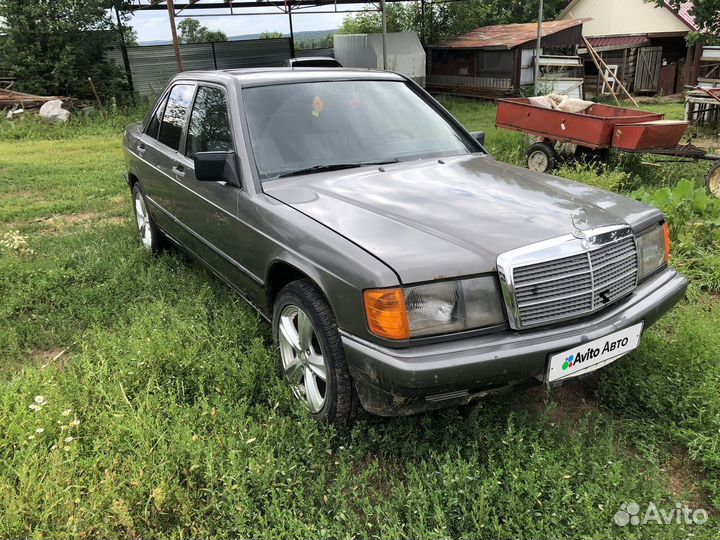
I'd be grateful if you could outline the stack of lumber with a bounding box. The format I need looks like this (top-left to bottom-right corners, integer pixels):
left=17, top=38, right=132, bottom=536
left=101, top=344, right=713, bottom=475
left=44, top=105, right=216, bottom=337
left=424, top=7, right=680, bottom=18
left=0, top=87, right=61, bottom=108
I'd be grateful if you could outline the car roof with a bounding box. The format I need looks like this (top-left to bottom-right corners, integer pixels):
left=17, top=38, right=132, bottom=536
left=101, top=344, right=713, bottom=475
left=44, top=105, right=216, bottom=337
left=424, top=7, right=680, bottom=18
left=288, top=57, right=338, bottom=62
left=174, top=67, right=405, bottom=87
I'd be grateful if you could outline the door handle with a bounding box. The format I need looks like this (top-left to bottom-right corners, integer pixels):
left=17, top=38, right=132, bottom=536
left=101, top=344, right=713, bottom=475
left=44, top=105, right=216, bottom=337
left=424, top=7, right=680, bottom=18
left=172, top=164, right=185, bottom=179
left=136, top=143, right=146, bottom=157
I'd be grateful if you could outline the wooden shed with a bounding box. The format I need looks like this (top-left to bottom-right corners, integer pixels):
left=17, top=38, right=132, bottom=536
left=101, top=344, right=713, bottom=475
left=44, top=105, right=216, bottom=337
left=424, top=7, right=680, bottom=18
left=560, top=0, right=698, bottom=96
left=426, top=19, right=586, bottom=98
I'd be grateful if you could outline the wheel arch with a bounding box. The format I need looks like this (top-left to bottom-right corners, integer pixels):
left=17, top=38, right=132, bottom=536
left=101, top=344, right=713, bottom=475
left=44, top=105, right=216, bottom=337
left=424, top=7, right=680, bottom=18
left=265, top=259, right=332, bottom=316
left=127, top=172, right=140, bottom=189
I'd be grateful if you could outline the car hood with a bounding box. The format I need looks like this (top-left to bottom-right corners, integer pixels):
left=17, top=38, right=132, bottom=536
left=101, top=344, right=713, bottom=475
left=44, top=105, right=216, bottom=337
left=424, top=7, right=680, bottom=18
left=264, top=154, right=661, bottom=284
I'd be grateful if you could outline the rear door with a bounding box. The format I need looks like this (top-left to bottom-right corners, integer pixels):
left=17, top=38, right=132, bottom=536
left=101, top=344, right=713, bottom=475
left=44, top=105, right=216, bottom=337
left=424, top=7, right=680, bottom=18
left=140, top=83, right=196, bottom=226
left=133, top=91, right=168, bottom=213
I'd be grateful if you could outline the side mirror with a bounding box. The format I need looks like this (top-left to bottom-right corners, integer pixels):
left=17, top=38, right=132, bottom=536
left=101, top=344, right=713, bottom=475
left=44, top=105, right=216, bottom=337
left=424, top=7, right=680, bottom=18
left=194, top=151, right=240, bottom=186
left=471, top=131, right=486, bottom=146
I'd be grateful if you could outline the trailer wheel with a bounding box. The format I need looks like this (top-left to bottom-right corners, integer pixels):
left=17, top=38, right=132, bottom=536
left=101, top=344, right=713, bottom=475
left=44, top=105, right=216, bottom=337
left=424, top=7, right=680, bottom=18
left=707, top=160, right=720, bottom=198
left=526, top=142, right=558, bottom=173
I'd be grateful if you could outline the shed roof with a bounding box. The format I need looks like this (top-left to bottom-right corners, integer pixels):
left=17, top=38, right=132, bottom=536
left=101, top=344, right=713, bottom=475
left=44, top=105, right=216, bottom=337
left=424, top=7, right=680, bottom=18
left=665, top=1, right=697, bottom=31
left=586, top=35, right=652, bottom=49
left=436, top=19, right=586, bottom=50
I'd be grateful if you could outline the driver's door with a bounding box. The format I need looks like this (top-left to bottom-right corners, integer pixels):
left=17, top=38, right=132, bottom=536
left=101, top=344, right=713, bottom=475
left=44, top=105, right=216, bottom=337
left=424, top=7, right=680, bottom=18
left=171, top=84, right=260, bottom=296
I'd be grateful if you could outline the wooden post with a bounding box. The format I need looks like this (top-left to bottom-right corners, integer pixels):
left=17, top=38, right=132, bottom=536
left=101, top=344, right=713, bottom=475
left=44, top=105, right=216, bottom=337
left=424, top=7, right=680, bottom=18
left=166, top=0, right=183, bottom=73
left=690, top=44, right=702, bottom=86
left=684, top=44, right=694, bottom=87
left=511, top=48, right=521, bottom=94
left=87, top=77, right=106, bottom=117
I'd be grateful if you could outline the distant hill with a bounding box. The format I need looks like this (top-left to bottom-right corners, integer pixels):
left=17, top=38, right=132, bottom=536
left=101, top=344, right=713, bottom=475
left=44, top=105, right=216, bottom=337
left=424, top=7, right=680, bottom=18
left=137, top=28, right=338, bottom=47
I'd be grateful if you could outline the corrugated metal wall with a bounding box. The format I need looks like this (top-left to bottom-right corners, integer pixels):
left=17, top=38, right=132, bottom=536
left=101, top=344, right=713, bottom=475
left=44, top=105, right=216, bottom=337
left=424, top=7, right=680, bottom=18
left=107, top=38, right=292, bottom=96
left=296, top=48, right=335, bottom=58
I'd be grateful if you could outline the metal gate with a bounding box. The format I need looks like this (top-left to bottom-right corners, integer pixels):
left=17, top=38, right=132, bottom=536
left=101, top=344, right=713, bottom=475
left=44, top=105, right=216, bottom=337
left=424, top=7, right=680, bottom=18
left=634, top=46, right=662, bottom=93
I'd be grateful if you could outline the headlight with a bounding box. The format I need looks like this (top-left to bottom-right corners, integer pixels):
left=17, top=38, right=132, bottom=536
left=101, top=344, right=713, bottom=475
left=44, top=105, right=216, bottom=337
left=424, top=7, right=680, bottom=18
left=364, top=276, right=505, bottom=340
left=636, top=223, right=670, bottom=280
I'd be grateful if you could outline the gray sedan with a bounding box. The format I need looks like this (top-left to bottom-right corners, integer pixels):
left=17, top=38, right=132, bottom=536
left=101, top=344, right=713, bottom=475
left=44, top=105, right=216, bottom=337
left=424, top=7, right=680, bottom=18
left=123, top=68, right=687, bottom=424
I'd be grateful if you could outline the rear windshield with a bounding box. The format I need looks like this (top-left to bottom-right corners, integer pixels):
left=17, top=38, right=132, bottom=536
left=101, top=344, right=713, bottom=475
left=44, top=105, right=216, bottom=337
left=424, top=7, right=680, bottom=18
left=291, top=59, right=340, bottom=67
left=242, top=80, right=474, bottom=180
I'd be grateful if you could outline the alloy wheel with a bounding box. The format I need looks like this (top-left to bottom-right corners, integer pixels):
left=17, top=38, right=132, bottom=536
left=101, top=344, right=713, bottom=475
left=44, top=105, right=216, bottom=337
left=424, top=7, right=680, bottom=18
left=278, top=304, right=328, bottom=413
left=134, top=190, right=153, bottom=250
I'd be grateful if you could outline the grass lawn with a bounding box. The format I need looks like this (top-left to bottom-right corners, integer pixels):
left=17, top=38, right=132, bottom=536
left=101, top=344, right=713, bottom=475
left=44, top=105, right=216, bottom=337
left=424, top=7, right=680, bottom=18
left=1, top=100, right=719, bottom=539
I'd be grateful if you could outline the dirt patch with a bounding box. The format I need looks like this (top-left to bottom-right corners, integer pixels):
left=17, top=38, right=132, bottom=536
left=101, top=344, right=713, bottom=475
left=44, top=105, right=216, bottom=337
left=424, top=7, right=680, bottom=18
left=30, top=211, right=127, bottom=234
left=515, top=375, right=604, bottom=427
left=35, top=347, right=68, bottom=369
left=662, top=449, right=709, bottom=508
left=633, top=94, right=685, bottom=104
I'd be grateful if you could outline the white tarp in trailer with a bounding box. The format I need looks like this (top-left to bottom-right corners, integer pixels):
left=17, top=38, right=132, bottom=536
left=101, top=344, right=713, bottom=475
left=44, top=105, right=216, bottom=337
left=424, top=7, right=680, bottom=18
left=333, top=32, right=426, bottom=86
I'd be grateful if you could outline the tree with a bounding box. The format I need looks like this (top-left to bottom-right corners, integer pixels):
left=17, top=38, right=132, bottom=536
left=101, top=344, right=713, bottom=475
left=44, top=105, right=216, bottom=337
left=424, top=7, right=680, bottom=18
left=653, top=0, right=720, bottom=38
left=0, top=0, right=124, bottom=98
left=259, top=31, right=283, bottom=39
left=338, top=0, right=568, bottom=45
left=111, top=1, right=138, bottom=47
left=295, top=33, right=334, bottom=50
left=121, top=25, right=139, bottom=47
left=178, top=18, right=227, bottom=44
left=178, top=18, right=203, bottom=43
left=203, top=30, right=228, bottom=43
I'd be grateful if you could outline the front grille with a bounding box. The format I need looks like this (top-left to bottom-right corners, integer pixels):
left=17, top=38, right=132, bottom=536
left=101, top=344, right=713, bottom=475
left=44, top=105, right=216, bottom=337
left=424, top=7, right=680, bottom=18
left=505, top=232, right=638, bottom=328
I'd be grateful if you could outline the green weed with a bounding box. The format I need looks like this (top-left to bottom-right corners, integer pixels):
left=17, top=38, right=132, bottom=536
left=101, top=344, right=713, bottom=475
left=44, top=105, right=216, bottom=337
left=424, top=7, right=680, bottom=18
left=0, top=97, right=718, bottom=539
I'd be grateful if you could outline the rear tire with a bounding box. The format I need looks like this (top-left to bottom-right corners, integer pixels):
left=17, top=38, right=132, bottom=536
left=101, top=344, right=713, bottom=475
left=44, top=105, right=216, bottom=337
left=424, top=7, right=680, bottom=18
left=707, top=160, right=720, bottom=198
left=132, top=183, right=164, bottom=254
left=526, top=142, right=558, bottom=173
left=272, top=279, right=358, bottom=425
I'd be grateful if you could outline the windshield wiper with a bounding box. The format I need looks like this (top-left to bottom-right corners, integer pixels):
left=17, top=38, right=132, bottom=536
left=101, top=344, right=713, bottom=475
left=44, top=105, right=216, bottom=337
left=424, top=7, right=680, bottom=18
left=276, top=160, right=399, bottom=179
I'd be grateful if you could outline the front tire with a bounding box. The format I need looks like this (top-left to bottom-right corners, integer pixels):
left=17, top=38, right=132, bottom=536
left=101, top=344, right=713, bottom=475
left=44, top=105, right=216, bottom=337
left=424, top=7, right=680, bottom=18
left=132, top=183, right=164, bottom=253
left=272, top=280, right=358, bottom=425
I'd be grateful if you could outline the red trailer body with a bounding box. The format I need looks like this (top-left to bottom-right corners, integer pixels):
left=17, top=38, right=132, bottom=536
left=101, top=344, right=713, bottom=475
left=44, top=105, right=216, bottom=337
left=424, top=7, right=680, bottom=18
left=495, top=98, right=665, bottom=150
left=494, top=97, right=719, bottom=198
left=612, top=120, right=690, bottom=151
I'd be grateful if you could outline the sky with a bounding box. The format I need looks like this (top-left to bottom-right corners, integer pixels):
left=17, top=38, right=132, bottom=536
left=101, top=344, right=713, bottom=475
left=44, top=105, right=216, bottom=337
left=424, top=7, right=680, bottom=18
left=128, top=4, right=368, bottom=42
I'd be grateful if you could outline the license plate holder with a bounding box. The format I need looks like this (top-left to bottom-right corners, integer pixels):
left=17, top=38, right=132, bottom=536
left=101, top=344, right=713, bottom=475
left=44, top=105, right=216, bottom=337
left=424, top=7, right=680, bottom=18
left=547, top=322, right=644, bottom=383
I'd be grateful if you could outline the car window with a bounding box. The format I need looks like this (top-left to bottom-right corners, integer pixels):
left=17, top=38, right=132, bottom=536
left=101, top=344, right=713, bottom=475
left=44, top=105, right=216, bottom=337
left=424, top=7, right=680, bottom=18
left=145, top=94, right=168, bottom=139
left=157, top=84, right=195, bottom=151
left=243, top=80, right=474, bottom=180
left=185, top=86, right=233, bottom=158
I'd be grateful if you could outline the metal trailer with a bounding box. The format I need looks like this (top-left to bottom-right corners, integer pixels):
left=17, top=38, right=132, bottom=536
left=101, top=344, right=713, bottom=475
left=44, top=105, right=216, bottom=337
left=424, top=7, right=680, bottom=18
left=495, top=97, right=720, bottom=197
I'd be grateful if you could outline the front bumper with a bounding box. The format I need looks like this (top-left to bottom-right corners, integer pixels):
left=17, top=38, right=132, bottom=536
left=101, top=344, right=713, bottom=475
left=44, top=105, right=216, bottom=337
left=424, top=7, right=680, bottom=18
left=342, top=268, right=687, bottom=416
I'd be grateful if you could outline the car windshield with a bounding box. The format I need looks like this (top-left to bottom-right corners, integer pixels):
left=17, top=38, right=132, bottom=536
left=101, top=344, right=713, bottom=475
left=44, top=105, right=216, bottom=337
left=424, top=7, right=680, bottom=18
left=242, top=80, right=475, bottom=180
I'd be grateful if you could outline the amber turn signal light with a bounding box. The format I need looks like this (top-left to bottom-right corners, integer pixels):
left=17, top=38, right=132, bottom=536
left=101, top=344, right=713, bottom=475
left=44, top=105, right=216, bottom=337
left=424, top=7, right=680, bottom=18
left=663, top=222, right=671, bottom=263
left=363, top=288, right=410, bottom=340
